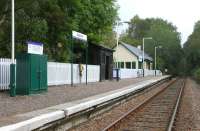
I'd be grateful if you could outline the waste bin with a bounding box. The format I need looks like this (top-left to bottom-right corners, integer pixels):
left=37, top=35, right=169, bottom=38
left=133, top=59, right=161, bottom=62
left=16, top=53, right=47, bottom=95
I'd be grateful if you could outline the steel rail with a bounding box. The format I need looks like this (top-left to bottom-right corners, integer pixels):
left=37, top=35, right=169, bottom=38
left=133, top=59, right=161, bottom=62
left=102, top=78, right=178, bottom=131
left=167, top=79, right=185, bottom=131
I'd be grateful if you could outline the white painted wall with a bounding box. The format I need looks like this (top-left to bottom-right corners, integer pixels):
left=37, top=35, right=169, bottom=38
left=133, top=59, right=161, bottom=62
left=113, top=44, right=139, bottom=69
left=113, top=44, right=153, bottom=70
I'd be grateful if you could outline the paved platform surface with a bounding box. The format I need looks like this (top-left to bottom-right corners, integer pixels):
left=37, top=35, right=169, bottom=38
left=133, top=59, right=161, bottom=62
left=0, top=76, right=160, bottom=127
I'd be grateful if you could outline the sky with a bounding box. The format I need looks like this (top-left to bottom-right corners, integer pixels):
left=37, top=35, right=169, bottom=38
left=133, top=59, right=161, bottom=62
left=117, top=0, right=200, bottom=45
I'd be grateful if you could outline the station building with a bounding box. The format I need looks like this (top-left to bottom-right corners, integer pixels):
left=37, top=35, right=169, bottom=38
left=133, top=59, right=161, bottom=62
left=74, top=43, right=114, bottom=81
left=88, top=43, right=114, bottom=81
left=113, top=42, right=153, bottom=70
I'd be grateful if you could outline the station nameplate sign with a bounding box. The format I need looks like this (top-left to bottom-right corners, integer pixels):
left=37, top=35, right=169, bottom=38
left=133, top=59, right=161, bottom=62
left=72, top=31, right=87, bottom=42
left=27, top=41, right=43, bottom=55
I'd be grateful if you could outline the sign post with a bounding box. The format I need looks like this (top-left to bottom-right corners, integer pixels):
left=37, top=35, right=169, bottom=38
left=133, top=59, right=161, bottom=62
left=72, top=31, right=88, bottom=86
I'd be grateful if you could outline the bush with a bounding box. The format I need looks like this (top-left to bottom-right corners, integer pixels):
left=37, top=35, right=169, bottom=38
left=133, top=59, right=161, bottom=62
left=193, top=68, right=200, bottom=80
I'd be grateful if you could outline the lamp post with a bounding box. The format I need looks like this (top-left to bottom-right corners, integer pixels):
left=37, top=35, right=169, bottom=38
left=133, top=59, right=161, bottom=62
left=10, top=0, right=16, bottom=97
left=116, top=21, right=131, bottom=47
left=116, top=21, right=120, bottom=49
left=12, top=0, right=15, bottom=64
left=154, top=45, right=162, bottom=76
left=142, top=37, right=152, bottom=77
left=115, top=21, right=131, bottom=81
left=116, top=21, right=131, bottom=67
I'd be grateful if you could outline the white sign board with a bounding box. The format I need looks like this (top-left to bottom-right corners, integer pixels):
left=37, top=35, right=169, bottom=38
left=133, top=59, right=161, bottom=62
left=72, top=31, right=87, bottom=42
left=139, top=56, right=143, bottom=62
left=27, top=41, right=43, bottom=55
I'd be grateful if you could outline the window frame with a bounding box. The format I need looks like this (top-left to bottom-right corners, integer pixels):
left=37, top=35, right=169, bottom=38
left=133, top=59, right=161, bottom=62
left=132, top=61, right=136, bottom=69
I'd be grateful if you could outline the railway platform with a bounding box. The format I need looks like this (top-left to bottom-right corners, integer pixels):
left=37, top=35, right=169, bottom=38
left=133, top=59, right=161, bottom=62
left=0, top=76, right=169, bottom=131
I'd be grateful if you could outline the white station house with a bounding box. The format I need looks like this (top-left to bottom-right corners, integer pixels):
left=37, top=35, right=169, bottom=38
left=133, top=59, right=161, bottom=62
left=113, top=42, right=153, bottom=70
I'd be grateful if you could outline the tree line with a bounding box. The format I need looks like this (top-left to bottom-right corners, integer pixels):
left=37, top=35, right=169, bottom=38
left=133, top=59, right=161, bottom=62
left=120, top=15, right=183, bottom=75
left=184, top=21, right=200, bottom=79
left=0, top=0, right=118, bottom=61
left=1, top=1, right=199, bottom=77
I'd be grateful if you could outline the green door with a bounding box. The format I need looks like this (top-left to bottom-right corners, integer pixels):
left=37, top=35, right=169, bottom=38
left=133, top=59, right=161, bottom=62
left=31, top=55, right=40, bottom=92
left=39, top=55, right=47, bottom=90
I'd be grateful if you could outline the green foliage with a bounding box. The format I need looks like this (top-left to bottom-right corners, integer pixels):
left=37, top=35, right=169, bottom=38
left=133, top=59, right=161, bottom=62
left=193, top=68, right=200, bottom=81
left=184, top=21, right=200, bottom=75
left=120, top=16, right=183, bottom=75
left=0, top=0, right=118, bottom=61
left=120, top=33, right=140, bottom=46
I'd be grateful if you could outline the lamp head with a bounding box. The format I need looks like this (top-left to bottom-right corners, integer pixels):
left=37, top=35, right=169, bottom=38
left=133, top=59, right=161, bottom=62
left=144, top=37, right=153, bottom=40
left=123, top=21, right=131, bottom=24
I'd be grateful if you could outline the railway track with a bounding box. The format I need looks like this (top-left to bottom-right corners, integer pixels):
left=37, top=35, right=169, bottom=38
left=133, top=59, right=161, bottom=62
left=103, top=78, right=185, bottom=131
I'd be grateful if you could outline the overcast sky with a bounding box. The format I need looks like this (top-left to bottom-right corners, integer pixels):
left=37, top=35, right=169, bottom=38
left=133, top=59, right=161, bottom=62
left=117, top=0, right=200, bottom=45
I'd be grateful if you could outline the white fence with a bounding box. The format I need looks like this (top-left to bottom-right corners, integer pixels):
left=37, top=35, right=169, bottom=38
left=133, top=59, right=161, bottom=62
left=113, top=69, right=162, bottom=79
left=0, top=59, right=100, bottom=90
left=48, top=62, right=100, bottom=86
left=144, top=69, right=162, bottom=77
left=0, top=58, right=12, bottom=90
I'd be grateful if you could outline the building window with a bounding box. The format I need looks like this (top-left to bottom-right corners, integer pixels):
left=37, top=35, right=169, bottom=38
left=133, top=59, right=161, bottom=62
left=132, top=62, right=136, bottom=69
left=139, top=62, right=142, bottom=69
left=117, top=62, right=120, bottom=68
left=126, top=62, right=131, bottom=69
left=118, top=62, right=124, bottom=68
left=121, top=62, right=124, bottom=68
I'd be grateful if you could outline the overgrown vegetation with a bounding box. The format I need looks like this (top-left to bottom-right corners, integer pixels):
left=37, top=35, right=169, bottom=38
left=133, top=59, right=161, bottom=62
left=193, top=68, right=200, bottom=81
left=0, top=0, right=118, bottom=61
left=184, top=21, right=200, bottom=79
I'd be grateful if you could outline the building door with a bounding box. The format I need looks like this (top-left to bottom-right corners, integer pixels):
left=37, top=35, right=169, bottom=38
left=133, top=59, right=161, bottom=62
left=105, top=56, right=110, bottom=80
left=39, top=55, right=47, bottom=90
left=31, top=55, right=47, bottom=91
left=31, top=55, right=41, bottom=92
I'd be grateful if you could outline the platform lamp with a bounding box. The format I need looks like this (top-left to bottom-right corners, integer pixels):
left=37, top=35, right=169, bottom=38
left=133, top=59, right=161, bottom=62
left=116, top=21, right=131, bottom=81
left=154, top=45, right=162, bottom=76
left=10, top=0, right=16, bottom=97
left=142, top=37, right=153, bottom=77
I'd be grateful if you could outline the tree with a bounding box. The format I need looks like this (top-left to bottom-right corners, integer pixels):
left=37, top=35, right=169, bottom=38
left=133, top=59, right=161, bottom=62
left=184, top=21, right=200, bottom=75
left=120, top=16, right=183, bottom=75
left=0, top=0, right=118, bottom=61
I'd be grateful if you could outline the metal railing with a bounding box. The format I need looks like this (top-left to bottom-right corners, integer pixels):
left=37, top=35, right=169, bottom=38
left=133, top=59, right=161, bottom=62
left=0, top=58, right=13, bottom=90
